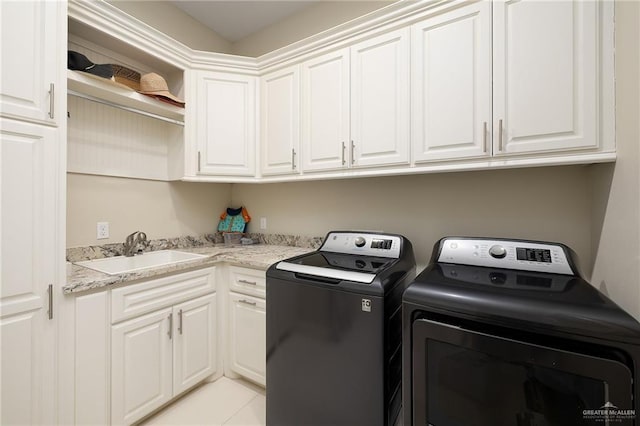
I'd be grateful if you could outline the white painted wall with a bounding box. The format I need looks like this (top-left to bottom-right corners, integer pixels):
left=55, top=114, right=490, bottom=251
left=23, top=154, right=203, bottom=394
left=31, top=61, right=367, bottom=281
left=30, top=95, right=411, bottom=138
left=231, top=1, right=393, bottom=57
left=231, top=167, right=593, bottom=272
left=106, top=0, right=232, bottom=53
left=590, top=0, right=640, bottom=319
left=67, top=174, right=231, bottom=247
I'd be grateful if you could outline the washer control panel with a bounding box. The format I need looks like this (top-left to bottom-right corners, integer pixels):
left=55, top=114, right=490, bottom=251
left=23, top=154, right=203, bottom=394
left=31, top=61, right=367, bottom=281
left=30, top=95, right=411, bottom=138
left=438, top=238, right=574, bottom=275
left=321, top=232, right=401, bottom=258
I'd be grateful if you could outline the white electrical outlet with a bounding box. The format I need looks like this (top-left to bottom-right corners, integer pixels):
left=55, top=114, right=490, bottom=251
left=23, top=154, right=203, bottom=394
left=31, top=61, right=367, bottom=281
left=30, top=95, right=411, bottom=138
left=97, top=222, right=109, bottom=239
left=260, top=217, right=267, bottom=230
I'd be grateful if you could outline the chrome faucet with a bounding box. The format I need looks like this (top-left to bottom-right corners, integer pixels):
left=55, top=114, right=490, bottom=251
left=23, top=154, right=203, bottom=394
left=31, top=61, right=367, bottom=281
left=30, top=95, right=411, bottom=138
left=123, top=231, right=148, bottom=257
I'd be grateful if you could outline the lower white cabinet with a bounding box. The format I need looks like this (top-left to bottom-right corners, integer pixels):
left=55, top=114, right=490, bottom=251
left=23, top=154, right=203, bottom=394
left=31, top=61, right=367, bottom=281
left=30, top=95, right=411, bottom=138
left=226, top=266, right=267, bottom=386
left=111, top=307, right=173, bottom=425
left=228, top=292, right=266, bottom=386
left=111, top=293, right=217, bottom=425
left=173, top=294, right=218, bottom=395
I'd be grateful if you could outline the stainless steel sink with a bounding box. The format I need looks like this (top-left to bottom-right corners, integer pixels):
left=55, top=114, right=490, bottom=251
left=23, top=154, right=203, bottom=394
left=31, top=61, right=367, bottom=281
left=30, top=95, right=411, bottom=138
left=74, top=250, right=207, bottom=275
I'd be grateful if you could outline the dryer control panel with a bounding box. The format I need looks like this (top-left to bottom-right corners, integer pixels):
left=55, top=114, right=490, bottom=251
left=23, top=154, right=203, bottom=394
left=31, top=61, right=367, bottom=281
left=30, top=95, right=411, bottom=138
left=437, top=238, right=574, bottom=275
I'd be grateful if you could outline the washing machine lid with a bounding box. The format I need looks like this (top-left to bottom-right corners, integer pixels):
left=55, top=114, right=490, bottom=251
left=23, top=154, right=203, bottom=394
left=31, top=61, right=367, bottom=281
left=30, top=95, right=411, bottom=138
left=275, top=231, right=409, bottom=284
left=276, top=252, right=395, bottom=284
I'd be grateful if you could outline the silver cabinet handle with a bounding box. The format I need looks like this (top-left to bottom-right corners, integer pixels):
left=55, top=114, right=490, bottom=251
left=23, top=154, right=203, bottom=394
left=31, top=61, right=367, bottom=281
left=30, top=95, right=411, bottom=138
left=197, top=151, right=201, bottom=172
left=178, top=309, right=183, bottom=335
left=291, top=148, right=296, bottom=170
left=48, top=83, right=55, bottom=119
left=498, top=119, right=503, bottom=152
left=483, top=121, right=487, bottom=151
left=350, top=140, right=355, bottom=165
left=47, top=284, right=53, bottom=320
left=341, top=142, right=346, bottom=165
left=168, top=313, right=173, bottom=339
left=238, top=279, right=257, bottom=285
left=238, top=299, right=257, bottom=306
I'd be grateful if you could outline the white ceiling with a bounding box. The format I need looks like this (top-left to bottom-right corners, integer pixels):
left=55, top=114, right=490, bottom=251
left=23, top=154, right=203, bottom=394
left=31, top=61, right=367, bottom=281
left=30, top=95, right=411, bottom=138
left=170, top=1, right=319, bottom=42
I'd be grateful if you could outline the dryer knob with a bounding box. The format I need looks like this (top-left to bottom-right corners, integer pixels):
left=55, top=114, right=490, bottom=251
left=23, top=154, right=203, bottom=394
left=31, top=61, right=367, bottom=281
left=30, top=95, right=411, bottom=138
left=489, top=245, right=507, bottom=259
left=354, top=236, right=366, bottom=247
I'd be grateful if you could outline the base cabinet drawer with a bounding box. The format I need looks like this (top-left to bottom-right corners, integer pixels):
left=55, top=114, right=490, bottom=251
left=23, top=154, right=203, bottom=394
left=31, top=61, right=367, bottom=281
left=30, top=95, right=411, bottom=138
left=228, top=292, right=266, bottom=386
left=228, top=265, right=266, bottom=298
left=111, top=267, right=216, bottom=323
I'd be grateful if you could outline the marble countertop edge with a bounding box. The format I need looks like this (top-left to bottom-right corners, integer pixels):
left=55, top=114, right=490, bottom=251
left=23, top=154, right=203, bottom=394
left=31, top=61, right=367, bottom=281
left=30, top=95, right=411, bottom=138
left=64, top=244, right=314, bottom=295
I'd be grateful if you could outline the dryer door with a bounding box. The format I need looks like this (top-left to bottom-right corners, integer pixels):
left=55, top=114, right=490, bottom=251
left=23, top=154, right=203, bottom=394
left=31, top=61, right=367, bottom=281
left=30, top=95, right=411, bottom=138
left=411, top=318, right=634, bottom=426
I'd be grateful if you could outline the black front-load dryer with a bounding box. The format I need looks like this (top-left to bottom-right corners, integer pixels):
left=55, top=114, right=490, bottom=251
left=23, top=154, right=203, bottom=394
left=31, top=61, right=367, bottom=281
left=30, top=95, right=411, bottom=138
left=403, top=237, right=640, bottom=426
left=267, top=231, right=416, bottom=426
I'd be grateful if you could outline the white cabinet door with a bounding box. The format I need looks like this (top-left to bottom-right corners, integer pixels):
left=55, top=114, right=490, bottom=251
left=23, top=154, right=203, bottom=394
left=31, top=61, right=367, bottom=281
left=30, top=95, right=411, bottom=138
left=261, top=65, right=300, bottom=176
left=411, top=2, right=492, bottom=162
left=350, top=28, right=410, bottom=167
left=228, top=292, right=266, bottom=386
left=0, top=1, right=61, bottom=125
left=196, top=71, right=257, bottom=176
left=173, top=293, right=217, bottom=396
left=493, top=0, right=597, bottom=155
left=301, top=48, right=350, bottom=172
left=112, top=307, right=173, bottom=426
left=0, top=120, right=57, bottom=426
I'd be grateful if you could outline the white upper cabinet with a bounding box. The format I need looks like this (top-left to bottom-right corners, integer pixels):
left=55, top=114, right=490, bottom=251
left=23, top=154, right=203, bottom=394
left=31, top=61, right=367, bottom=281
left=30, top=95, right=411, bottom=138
left=196, top=71, right=257, bottom=176
left=411, top=2, right=492, bottom=162
left=300, top=29, right=410, bottom=173
left=301, top=49, right=350, bottom=172
left=0, top=1, right=62, bottom=125
left=350, top=28, right=410, bottom=167
left=260, top=65, right=301, bottom=176
left=493, top=0, right=598, bottom=155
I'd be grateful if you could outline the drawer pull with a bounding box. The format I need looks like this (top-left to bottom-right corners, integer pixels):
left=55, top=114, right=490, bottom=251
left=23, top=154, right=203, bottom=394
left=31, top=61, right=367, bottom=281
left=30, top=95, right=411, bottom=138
left=238, top=299, right=257, bottom=306
left=238, top=279, right=257, bottom=286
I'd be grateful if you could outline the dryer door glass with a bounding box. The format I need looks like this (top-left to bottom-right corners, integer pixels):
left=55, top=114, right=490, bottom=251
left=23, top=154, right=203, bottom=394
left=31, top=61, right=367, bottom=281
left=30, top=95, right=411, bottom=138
left=411, top=319, right=633, bottom=426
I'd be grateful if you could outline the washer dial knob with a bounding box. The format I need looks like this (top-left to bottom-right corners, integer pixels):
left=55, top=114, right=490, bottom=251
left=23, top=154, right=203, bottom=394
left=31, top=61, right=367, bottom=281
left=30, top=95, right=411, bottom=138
left=354, top=236, right=366, bottom=247
left=489, top=245, right=507, bottom=259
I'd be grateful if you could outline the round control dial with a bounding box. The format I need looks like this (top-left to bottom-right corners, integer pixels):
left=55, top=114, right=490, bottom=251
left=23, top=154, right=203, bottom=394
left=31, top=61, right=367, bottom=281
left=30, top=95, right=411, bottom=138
left=354, top=236, right=366, bottom=247
left=489, top=245, right=507, bottom=259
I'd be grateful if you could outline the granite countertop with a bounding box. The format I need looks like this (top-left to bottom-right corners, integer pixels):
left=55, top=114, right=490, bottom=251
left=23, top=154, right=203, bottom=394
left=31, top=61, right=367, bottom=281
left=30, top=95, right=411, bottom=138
left=64, top=244, right=314, bottom=294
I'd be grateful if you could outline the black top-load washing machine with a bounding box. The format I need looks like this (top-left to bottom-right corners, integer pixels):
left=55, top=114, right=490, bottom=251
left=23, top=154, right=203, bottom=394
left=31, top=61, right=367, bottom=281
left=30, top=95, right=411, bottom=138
left=267, top=231, right=416, bottom=426
left=403, top=237, right=640, bottom=426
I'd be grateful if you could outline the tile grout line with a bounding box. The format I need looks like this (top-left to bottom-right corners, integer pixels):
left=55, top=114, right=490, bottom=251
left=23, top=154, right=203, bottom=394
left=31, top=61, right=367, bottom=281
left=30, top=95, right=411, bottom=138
left=221, top=393, right=262, bottom=425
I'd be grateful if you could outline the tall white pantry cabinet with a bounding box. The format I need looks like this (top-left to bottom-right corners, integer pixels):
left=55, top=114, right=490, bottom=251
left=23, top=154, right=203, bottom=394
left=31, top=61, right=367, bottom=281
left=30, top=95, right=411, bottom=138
left=0, top=1, right=67, bottom=425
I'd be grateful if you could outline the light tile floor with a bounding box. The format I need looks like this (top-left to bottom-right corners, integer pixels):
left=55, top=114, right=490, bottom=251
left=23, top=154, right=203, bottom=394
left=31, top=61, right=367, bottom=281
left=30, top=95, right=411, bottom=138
left=138, top=377, right=265, bottom=426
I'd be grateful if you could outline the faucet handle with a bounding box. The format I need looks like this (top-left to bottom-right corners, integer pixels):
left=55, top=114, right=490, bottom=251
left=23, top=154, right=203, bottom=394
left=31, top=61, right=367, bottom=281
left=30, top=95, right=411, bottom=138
left=134, top=232, right=148, bottom=254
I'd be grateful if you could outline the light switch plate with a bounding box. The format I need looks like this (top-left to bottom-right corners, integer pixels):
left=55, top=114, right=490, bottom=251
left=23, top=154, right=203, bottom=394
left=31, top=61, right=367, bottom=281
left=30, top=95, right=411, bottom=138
left=260, top=217, right=267, bottom=230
